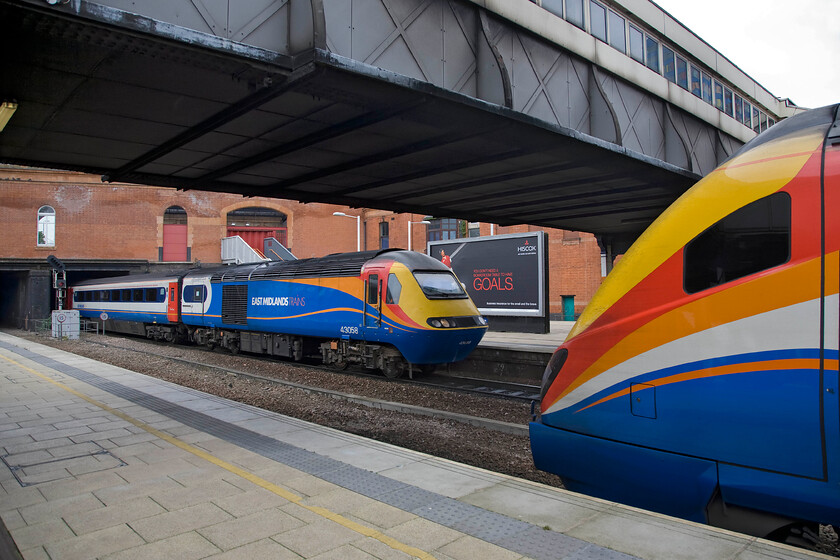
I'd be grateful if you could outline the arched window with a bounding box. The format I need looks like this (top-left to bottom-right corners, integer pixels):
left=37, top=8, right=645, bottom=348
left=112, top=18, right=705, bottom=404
left=162, top=206, right=188, bottom=261
left=37, top=205, right=55, bottom=247
left=227, top=207, right=288, bottom=252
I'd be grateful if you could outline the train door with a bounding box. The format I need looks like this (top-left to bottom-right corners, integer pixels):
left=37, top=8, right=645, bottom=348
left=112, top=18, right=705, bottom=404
left=363, top=271, right=383, bottom=330
left=167, top=281, right=179, bottom=322
left=826, top=115, right=840, bottom=468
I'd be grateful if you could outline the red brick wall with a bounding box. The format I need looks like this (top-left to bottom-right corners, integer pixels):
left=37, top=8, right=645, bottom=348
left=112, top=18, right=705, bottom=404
left=1, top=167, right=603, bottom=316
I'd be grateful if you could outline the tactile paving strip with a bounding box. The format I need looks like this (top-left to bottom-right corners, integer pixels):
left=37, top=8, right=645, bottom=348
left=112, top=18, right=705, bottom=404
left=0, top=340, right=639, bottom=560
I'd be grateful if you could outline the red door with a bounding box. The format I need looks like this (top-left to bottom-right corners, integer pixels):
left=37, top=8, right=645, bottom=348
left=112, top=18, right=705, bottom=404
left=163, top=224, right=188, bottom=261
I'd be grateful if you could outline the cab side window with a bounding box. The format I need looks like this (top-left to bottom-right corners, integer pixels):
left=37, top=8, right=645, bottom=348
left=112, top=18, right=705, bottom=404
left=367, top=274, right=379, bottom=305
left=385, top=274, right=402, bottom=304
left=684, top=192, right=790, bottom=294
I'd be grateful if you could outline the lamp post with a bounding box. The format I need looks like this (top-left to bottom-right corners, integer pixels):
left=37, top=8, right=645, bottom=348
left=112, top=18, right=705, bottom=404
left=407, top=220, right=431, bottom=252
left=332, top=212, right=361, bottom=251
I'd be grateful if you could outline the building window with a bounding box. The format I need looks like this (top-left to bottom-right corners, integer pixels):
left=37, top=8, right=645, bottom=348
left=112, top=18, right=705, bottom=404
left=608, top=10, right=625, bottom=52
left=713, top=81, right=724, bottom=111
left=723, top=87, right=733, bottom=117
left=589, top=1, right=607, bottom=42
left=468, top=222, right=481, bottom=238
left=628, top=24, right=644, bottom=63
left=734, top=94, right=744, bottom=122
left=676, top=55, right=688, bottom=90
left=662, top=46, right=675, bottom=82
left=37, top=205, right=55, bottom=247
left=542, top=0, right=563, bottom=18
left=379, top=221, right=389, bottom=249
left=565, top=0, right=585, bottom=29
left=427, top=218, right=461, bottom=242
left=743, top=101, right=753, bottom=126
left=645, top=35, right=660, bottom=73
left=690, top=65, right=701, bottom=97
left=701, top=72, right=713, bottom=105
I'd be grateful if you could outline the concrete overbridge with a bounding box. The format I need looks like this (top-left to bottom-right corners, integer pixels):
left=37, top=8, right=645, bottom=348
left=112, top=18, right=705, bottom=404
left=1, top=0, right=765, bottom=251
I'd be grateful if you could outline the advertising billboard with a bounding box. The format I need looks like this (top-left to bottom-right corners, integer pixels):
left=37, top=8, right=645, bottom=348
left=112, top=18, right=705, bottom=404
left=428, top=232, right=546, bottom=317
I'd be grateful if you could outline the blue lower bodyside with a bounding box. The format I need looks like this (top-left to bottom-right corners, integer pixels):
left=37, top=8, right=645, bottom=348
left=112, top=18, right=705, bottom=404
left=529, top=421, right=718, bottom=523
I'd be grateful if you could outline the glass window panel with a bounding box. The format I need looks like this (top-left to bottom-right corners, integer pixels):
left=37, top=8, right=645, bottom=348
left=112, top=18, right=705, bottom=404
left=734, top=94, right=743, bottom=122
left=676, top=56, right=688, bottom=89
left=690, top=66, right=701, bottom=97
left=713, top=81, right=724, bottom=111
left=608, top=10, right=625, bottom=52
left=37, top=205, right=55, bottom=247
left=565, top=0, right=585, bottom=28
left=768, top=118, right=776, bottom=128
left=386, top=273, right=402, bottom=304
left=759, top=111, right=768, bottom=132
left=414, top=272, right=468, bottom=299
left=684, top=193, right=790, bottom=293
left=590, top=1, right=607, bottom=41
left=743, top=101, right=752, bottom=126
left=367, top=274, right=379, bottom=305
left=542, top=0, right=563, bottom=17
left=645, top=35, right=660, bottom=72
left=702, top=73, right=712, bottom=104
left=753, top=109, right=761, bottom=133
left=133, top=289, right=143, bottom=302
left=662, top=46, right=675, bottom=82
left=724, top=87, right=733, bottom=116
left=629, top=25, right=644, bottom=63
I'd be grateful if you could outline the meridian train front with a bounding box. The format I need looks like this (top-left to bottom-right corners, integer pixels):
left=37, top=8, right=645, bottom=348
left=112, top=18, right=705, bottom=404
left=530, top=104, right=840, bottom=541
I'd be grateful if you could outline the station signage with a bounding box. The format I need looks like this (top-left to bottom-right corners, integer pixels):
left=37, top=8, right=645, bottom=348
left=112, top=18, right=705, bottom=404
left=428, top=232, right=546, bottom=317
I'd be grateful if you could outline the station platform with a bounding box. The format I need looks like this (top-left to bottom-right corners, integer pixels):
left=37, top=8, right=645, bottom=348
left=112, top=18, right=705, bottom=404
left=0, top=332, right=827, bottom=560
left=451, top=321, right=572, bottom=384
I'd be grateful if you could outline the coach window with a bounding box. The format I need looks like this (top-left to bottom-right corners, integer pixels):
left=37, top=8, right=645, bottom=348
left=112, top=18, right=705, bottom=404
left=133, top=288, right=143, bottom=302
left=145, top=288, right=158, bottom=302
left=608, top=10, right=625, bottom=52
left=37, top=205, right=55, bottom=247
left=386, top=274, right=402, bottom=304
left=684, top=192, right=790, bottom=294
left=589, top=1, right=607, bottom=42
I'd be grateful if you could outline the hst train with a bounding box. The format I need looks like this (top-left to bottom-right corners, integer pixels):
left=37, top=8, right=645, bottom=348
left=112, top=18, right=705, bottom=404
left=530, top=103, right=839, bottom=544
left=70, top=249, right=487, bottom=378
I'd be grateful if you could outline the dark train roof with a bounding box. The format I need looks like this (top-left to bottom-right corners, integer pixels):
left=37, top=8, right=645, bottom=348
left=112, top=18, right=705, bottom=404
left=208, top=249, right=447, bottom=282
left=73, top=272, right=185, bottom=287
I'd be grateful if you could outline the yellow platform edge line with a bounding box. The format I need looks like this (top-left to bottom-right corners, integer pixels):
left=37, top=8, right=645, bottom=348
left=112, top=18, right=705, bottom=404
left=0, top=351, right=436, bottom=560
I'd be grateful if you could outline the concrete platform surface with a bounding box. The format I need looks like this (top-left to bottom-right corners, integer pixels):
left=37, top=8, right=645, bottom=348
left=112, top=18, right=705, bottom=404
left=478, top=322, right=572, bottom=354
left=0, top=332, right=830, bottom=560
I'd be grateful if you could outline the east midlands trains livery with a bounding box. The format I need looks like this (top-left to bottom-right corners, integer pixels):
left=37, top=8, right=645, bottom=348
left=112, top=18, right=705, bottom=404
left=71, top=249, right=487, bottom=378
left=530, top=104, right=840, bottom=543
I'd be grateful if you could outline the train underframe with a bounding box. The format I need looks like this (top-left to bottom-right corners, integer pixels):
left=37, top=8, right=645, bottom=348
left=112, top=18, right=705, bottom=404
left=187, top=326, right=417, bottom=379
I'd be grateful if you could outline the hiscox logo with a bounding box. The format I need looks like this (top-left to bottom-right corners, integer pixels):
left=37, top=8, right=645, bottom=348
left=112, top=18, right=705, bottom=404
left=517, top=239, right=538, bottom=256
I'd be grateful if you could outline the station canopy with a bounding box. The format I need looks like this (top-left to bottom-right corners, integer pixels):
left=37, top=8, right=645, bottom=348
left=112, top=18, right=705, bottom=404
left=0, top=1, right=700, bottom=251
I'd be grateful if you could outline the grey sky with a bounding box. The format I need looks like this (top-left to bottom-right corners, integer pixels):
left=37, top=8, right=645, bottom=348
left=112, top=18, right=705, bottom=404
left=652, top=0, right=839, bottom=109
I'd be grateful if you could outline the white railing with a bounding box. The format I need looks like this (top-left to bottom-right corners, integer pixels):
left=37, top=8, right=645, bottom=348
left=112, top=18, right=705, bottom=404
left=221, top=236, right=269, bottom=265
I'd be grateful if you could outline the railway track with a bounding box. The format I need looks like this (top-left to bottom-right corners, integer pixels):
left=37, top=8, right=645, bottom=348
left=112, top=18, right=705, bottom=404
left=80, top=335, right=533, bottom=435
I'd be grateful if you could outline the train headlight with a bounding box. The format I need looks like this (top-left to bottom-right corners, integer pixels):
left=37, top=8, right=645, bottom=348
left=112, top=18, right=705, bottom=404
left=440, top=318, right=451, bottom=328
left=430, top=319, right=442, bottom=328
left=477, top=316, right=487, bottom=326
